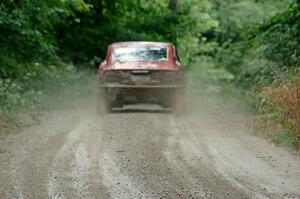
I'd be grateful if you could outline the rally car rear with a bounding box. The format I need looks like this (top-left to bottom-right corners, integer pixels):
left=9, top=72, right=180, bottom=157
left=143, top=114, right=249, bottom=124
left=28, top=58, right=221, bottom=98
left=96, top=42, right=185, bottom=112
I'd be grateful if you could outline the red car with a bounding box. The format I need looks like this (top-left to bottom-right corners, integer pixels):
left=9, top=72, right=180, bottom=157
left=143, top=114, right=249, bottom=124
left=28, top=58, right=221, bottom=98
left=96, top=41, right=185, bottom=112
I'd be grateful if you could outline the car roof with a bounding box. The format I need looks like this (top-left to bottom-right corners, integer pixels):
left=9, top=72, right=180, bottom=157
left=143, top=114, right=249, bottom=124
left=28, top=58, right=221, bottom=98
left=110, top=41, right=173, bottom=49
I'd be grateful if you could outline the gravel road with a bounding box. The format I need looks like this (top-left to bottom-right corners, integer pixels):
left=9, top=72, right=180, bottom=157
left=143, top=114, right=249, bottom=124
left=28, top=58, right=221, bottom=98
left=0, top=102, right=300, bottom=199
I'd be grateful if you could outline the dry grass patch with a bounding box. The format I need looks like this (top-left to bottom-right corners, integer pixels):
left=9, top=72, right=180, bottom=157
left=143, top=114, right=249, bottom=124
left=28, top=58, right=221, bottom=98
left=256, top=79, right=300, bottom=149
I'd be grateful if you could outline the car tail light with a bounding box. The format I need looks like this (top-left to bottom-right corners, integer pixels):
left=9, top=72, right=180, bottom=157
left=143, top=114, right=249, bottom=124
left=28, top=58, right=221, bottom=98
left=160, top=71, right=178, bottom=83
left=103, top=71, right=121, bottom=82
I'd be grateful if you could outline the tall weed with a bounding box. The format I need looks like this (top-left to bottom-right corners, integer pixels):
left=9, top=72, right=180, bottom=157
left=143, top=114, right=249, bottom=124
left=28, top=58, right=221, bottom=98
left=256, top=79, right=300, bottom=149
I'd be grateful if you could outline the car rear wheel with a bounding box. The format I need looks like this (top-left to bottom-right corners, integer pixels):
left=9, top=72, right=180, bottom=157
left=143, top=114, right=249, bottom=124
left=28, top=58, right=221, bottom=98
left=174, top=88, right=186, bottom=115
left=111, top=94, right=124, bottom=109
left=160, top=97, right=175, bottom=109
left=159, top=89, right=175, bottom=109
left=97, top=88, right=112, bottom=115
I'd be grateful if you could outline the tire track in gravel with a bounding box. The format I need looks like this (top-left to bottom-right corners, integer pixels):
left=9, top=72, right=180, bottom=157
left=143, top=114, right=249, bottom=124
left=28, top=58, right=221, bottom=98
left=183, top=111, right=300, bottom=199
left=207, top=136, right=300, bottom=199
left=164, top=116, right=252, bottom=199
left=5, top=111, right=82, bottom=199
left=1, top=105, right=300, bottom=199
left=96, top=112, right=165, bottom=199
left=71, top=143, right=93, bottom=198
left=96, top=112, right=196, bottom=199
left=99, top=152, right=151, bottom=199
left=47, top=118, right=97, bottom=199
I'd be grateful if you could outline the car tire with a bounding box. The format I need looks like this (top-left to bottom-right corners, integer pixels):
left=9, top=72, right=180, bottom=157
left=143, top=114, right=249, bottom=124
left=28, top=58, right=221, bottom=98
left=174, top=88, right=186, bottom=115
left=160, top=99, right=175, bottom=109
left=111, top=94, right=124, bottom=108
left=97, top=88, right=112, bottom=115
left=160, top=90, right=175, bottom=109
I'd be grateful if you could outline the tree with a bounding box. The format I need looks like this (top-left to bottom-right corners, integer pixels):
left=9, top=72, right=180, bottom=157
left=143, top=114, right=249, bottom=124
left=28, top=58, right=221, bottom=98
left=169, top=0, right=179, bottom=11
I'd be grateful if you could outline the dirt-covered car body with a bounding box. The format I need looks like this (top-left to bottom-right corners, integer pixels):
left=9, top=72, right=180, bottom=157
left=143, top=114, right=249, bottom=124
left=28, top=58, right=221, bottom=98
left=97, top=41, right=185, bottom=111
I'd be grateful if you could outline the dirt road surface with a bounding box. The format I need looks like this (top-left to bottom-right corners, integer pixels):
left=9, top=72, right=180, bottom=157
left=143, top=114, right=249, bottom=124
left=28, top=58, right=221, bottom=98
left=0, top=101, right=300, bottom=199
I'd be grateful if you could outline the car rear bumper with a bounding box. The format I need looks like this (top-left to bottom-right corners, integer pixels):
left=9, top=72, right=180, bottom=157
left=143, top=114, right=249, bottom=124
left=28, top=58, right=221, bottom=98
left=99, top=83, right=183, bottom=89
left=98, top=83, right=185, bottom=105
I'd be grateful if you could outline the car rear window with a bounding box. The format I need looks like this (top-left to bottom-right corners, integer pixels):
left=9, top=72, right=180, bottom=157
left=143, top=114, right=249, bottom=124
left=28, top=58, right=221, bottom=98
left=113, top=47, right=168, bottom=62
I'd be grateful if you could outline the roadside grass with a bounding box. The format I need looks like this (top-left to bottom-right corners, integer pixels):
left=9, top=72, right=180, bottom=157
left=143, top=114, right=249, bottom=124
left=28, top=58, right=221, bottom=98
left=0, top=63, right=93, bottom=135
left=255, top=78, right=300, bottom=149
left=0, top=116, right=16, bottom=136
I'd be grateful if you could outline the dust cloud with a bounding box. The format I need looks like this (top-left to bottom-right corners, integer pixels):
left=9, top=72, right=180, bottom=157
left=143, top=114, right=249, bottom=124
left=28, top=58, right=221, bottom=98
left=1, top=70, right=300, bottom=199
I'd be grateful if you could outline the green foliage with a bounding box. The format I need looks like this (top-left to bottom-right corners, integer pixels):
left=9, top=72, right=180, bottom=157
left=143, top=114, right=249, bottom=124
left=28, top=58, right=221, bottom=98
left=246, top=1, right=300, bottom=148
left=0, top=0, right=296, bottom=83
left=0, top=62, right=77, bottom=124
left=241, top=0, right=300, bottom=85
left=271, top=129, right=299, bottom=147
left=56, top=0, right=181, bottom=62
left=177, top=0, right=293, bottom=83
left=0, top=0, right=91, bottom=74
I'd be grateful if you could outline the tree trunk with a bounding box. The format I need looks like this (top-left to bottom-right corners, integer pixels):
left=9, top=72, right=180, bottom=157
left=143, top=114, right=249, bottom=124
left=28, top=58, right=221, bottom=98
left=169, top=0, right=179, bottom=11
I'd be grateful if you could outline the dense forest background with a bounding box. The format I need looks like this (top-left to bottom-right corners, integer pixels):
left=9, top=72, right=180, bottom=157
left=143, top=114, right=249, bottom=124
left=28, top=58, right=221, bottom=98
left=0, top=0, right=299, bottom=147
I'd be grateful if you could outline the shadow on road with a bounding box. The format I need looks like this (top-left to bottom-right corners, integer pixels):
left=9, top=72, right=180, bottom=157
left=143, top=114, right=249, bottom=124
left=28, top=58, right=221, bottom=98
left=112, top=108, right=173, bottom=114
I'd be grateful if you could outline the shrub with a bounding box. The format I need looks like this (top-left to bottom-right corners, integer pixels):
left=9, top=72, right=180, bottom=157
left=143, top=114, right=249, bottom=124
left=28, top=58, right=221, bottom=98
left=0, top=62, right=77, bottom=129
left=257, top=78, right=300, bottom=149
